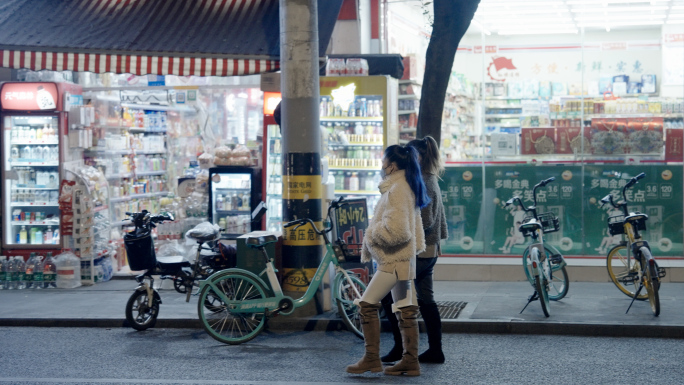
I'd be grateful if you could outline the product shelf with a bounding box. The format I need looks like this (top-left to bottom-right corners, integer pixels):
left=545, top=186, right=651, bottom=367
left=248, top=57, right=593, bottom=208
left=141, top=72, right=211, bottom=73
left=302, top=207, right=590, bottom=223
left=399, top=109, right=419, bottom=115
left=320, top=117, right=384, bottom=122
left=135, top=170, right=167, bottom=176
left=10, top=161, right=59, bottom=167
left=329, top=142, right=383, bottom=147
left=109, top=191, right=168, bottom=203
left=398, top=95, right=419, bottom=100
left=485, top=114, right=522, bottom=118
left=335, top=190, right=380, bottom=196
left=11, top=187, right=58, bottom=191
left=215, top=209, right=251, bottom=215
left=11, top=140, right=59, bottom=145
left=11, top=203, right=59, bottom=207
left=329, top=166, right=381, bottom=170
left=121, top=102, right=196, bottom=113
left=11, top=220, right=59, bottom=226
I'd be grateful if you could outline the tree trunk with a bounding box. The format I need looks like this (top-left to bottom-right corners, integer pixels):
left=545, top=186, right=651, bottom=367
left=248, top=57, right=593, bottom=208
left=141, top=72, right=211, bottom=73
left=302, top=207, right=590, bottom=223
left=417, top=0, right=480, bottom=145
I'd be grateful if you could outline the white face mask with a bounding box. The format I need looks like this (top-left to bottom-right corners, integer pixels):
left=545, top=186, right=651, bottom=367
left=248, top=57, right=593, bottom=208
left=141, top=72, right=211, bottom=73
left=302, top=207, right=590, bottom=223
left=380, top=164, right=393, bottom=179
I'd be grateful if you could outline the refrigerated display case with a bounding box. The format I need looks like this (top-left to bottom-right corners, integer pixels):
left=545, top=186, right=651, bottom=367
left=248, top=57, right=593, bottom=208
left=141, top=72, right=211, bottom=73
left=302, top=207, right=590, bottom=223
left=0, top=82, right=82, bottom=251
left=208, top=166, right=262, bottom=239
left=261, top=76, right=398, bottom=226
left=320, top=75, right=397, bottom=215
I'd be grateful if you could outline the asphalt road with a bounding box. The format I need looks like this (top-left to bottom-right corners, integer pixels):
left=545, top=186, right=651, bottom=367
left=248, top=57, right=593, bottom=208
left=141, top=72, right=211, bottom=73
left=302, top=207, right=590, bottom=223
left=0, top=327, right=682, bottom=384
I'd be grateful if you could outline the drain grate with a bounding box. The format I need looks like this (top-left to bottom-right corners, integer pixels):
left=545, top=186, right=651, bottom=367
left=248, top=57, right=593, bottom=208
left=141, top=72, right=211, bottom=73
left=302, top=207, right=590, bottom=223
left=429, top=301, right=467, bottom=320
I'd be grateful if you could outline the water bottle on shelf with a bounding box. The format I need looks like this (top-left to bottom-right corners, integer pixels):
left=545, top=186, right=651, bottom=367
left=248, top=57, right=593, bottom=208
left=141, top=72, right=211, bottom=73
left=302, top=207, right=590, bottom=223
left=14, top=256, right=26, bottom=290
left=0, top=256, right=7, bottom=289
left=24, top=252, right=36, bottom=288
left=42, top=252, right=57, bottom=289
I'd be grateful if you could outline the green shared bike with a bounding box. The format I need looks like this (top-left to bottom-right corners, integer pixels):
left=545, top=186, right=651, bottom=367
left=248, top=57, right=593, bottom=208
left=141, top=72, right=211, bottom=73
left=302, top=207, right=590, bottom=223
left=505, top=177, right=569, bottom=317
left=196, top=196, right=367, bottom=344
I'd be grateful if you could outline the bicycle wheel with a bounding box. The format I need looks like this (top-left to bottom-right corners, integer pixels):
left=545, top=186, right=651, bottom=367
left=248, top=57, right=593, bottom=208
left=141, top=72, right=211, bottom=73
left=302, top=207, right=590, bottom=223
left=523, top=245, right=569, bottom=301
left=334, top=272, right=367, bottom=339
left=642, top=248, right=660, bottom=317
left=606, top=244, right=647, bottom=300
left=125, top=290, right=160, bottom=331
left=530, top=248, right=550, bottom=317
left=197, top=273, right=267, bottom=344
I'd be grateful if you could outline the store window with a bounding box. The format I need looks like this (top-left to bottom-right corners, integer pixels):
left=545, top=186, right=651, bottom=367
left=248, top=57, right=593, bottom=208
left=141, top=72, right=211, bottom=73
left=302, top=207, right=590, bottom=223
left=440, top=1, right=684, bottom=259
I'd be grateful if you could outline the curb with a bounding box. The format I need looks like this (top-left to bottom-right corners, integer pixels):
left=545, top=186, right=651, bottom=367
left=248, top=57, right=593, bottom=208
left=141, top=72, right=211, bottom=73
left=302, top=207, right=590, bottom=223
left=3, top=317, right=684, bottom=339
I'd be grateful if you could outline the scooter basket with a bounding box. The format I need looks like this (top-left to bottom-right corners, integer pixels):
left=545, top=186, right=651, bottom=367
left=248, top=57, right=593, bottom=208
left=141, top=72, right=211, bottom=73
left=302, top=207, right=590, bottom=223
left=124, top=230, right=156, bottom=271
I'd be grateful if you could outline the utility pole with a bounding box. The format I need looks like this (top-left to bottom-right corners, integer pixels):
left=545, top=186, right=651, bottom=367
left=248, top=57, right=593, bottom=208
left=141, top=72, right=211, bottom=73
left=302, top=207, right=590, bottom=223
left=279, top=0, right=323, bottom=315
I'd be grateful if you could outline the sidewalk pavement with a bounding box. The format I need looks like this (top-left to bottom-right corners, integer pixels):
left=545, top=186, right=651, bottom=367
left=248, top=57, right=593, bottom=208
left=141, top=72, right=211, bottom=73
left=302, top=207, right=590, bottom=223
left=1, top=279, right=683, bottom=338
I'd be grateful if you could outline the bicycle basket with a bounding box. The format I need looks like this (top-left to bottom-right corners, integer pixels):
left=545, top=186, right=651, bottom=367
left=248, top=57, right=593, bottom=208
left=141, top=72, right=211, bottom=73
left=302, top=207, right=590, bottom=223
left=607, top=214, right=626, bottom=236
left=124, top=230, right=156, bottom=271
left=538, top=212, right=560, bottom=234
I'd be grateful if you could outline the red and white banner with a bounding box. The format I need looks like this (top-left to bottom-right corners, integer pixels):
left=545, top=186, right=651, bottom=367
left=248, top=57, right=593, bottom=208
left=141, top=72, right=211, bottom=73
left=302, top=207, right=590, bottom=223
left=0, top=50, right=279, bottom=77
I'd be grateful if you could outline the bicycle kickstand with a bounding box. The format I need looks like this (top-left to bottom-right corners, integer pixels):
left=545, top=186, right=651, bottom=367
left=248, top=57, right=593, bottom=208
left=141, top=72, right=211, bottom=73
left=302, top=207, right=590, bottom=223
left=520, top=290, right=540, bottom=314
left=625, top=283, right=645, bottom=314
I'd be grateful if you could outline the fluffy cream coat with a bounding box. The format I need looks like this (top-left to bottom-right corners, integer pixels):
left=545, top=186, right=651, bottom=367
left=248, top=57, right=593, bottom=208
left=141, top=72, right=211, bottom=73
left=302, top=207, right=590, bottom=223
left=361, top=169, right=426, bottom=280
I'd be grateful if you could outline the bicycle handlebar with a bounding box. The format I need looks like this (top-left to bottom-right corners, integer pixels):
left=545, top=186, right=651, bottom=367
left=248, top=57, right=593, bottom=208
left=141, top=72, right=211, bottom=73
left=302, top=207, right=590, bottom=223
left=504, top=177, right=556, bottom=215
left=599, top=173, right=645, bottom=215
left=283, top=196, right=348, bottom=235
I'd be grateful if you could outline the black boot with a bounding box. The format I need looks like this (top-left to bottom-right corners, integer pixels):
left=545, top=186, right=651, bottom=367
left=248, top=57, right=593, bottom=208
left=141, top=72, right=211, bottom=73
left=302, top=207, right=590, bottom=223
left=380, top=293, right=403, bottom=363
left=418, top=302, right=445, bottom=363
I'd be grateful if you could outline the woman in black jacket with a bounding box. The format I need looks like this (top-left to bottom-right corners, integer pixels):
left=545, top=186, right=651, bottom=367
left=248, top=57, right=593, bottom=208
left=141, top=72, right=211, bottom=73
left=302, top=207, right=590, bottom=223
left=381, top=136, right=448, bottom=364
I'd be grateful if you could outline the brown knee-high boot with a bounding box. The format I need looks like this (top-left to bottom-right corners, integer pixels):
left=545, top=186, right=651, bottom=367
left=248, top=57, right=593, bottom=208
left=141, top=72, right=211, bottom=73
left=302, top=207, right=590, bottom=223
left=346, top=301, right=383, bottom=374
left=383, top=305, right=420, bottom=376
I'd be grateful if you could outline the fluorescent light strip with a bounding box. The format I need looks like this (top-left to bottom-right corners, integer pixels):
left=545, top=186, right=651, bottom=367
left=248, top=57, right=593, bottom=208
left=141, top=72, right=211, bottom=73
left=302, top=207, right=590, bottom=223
left=471, top=19, right=492, bottom=35
left=492, top=23, right=578, bottom=29
left=571, top=6, right=670, bottom=12
left=567, top=0, right=669, bottom=4
left=476, top=9, right=574, bottom=15
left=498, top=29, right=579, bottom=35
left=576, top=14, right=668, bottom=21
left=479, top=1, right=564, bottom=7
left=579, top=21, right=665, bottom=26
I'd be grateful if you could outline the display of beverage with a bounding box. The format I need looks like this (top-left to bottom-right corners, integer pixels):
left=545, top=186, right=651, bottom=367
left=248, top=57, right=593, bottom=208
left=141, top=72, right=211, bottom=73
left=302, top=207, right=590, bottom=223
left=26, top=253, right=44, bottom=289
left=0, top=256, right=7, bottom=289
left=319, top=96, right=383, bottom=118
left=42, top=252, right=57, bottom=289
left=10, top=256, right=26, bottom=290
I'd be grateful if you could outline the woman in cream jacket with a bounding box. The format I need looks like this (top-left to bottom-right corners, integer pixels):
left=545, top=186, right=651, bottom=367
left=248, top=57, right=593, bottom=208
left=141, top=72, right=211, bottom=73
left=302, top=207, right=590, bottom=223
left=346, top=145, right=429, bottom=377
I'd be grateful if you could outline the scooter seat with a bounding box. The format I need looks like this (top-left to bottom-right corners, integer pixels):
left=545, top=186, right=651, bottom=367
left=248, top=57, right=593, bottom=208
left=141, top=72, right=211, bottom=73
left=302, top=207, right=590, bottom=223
left=186, top=229, right=220, bottom=242
left=157, top=255, right=187, bottom=265
left=246, top=235, right=278, bottom=247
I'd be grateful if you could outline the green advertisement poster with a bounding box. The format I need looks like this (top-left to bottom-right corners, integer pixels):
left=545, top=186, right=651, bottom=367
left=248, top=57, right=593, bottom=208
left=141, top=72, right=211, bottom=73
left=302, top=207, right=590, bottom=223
left=584, top=166, right=683, bottom=257
left=484, top=166, right=583, bottom=255
left=439, top=167, right=483, bottom=254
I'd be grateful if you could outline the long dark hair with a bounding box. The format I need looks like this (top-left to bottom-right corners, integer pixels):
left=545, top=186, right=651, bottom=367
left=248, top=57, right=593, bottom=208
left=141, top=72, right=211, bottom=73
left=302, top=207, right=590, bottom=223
left=384, top=145, right=430, bottom=208
left=407, top=136, right=444, bottom=177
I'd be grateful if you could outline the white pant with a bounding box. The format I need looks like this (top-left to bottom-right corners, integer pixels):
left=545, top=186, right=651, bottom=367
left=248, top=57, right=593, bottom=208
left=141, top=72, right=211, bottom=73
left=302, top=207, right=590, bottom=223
left=357, top=270, right=418, bottom=313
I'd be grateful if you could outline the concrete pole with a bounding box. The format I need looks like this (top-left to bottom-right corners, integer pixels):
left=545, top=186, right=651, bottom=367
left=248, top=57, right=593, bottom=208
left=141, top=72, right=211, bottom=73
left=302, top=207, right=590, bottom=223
left=279, top=0, right=324, bottom=316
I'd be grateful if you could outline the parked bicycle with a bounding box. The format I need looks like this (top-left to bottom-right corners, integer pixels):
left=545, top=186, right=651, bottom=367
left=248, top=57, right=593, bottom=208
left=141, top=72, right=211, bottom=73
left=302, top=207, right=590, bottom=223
left=124, top=211, right=235, bottom=330
left=196, top=196, right=367, bottom=344
left=505, top=177, right=569, bottom=317
left=600, top=172, right=665, bottom=316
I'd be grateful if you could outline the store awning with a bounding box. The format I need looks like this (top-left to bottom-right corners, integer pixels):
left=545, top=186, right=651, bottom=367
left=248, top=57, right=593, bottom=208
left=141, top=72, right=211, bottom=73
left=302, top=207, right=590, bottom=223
left=0, top=0, right=343, bottom=76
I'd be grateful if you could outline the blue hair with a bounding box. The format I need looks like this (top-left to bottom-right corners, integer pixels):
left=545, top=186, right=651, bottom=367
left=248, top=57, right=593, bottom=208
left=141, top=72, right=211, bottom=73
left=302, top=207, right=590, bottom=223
left=384, top=145, right=430, bottom=209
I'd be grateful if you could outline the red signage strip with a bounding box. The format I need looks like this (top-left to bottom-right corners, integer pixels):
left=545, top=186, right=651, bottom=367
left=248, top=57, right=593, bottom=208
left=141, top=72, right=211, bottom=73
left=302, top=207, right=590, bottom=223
left=0, top=50, right=279, bottom=77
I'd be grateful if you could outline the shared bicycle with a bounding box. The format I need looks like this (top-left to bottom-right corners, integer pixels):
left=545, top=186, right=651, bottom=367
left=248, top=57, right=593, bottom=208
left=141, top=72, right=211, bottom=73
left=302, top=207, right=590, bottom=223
left=505, top=177, right=569, bottom=317
left=196, top=196, right=368, bottom=344
left=600, top=172, right=666, bottom=316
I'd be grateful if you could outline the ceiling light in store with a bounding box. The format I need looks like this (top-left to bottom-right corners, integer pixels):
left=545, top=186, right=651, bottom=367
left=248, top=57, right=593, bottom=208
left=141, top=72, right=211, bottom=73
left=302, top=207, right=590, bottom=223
left=498, top=29, right=579, bottom=35
left=571, top=6, right=669, bottom=12
left=576, top=14, right=667, bottom=21
left=666, top=19, right=684, bottom=23
left=567, top=0, right=669, bottom=4
left=580, top=20, right=665, bottom=27
left=479, top=1, right=564, bottom=8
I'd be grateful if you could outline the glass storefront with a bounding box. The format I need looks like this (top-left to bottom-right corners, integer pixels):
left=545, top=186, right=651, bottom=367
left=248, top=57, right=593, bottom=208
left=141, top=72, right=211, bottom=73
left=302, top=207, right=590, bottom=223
left=438, top=8, right=684, bottom=258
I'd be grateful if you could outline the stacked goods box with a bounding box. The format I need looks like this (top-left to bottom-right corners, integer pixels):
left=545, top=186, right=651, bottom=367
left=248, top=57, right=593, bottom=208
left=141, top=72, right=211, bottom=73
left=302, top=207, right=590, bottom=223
left=589, top=118, right=628, bottom=155
left=665, top=129, right=684, bottom=162
left=556, top=126, right=591, bottom=154
left=626, top=117, right=664, bottom=154
left=521, top=127, right=556, bottom=155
